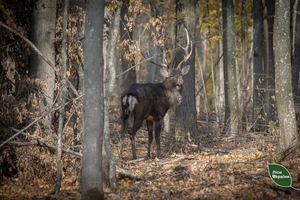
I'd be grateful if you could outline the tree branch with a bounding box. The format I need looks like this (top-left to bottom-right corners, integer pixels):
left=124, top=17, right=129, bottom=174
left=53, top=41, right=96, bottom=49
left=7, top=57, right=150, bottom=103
left=0, top=21, right=80, bottom=98
left=0, top=21, right=57, bottom=72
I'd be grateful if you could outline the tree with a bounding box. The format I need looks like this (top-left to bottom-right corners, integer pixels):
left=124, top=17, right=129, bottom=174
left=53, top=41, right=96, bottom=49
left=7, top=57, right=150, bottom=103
left=222, top=0, right=239, bottom=134
left=81, top=0, right=105, bottom=198
left=28, top=0, right=57, bottom=137
left=273, top=0, right=299, bottom=152
left=103, top=1, right=122, bottom=190
left=252, top=0, right=264, bottom=130
left=292, top=0, right=300, bottom=98
left=262, top=0, right=276, bottom=126
left=145, top=1, right=164, bottom=83
left=119, top=0, right=136, bottom=90
left=54, top=0, right=68, bottom=194
left=175, top=0, right=198, bottom=134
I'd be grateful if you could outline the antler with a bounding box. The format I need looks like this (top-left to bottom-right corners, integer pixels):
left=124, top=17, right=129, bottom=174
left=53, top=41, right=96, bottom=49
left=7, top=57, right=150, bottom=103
left=177, top=28, right=192, bottom=69
left=140, top=50, right=169, bottom=68
left=140, top=28, right=192, bottom=69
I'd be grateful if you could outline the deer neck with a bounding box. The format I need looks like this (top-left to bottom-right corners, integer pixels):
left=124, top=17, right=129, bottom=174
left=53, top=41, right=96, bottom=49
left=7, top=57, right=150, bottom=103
left=163, top=83, right=183, bottom=108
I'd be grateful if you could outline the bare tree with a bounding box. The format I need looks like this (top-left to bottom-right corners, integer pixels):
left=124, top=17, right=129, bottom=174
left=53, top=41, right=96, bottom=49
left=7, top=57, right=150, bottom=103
left=145, top=1, right=164, bottom=83
left=28, top=0, right=57, bottom=137
left=222, top=0, right=239, bottom=134
left=273, top=0, right=299, bottom=153
left=175, top=0, right=198, bottom=134
left=252, top=0, right=264, bottom=130
left=262, top=0, right=276, bottom=124
left=119, top=0, right=136, bottom=89
left=54, top=0, right=68, bottom=195
left=292, top=0, right=300, bottom=98
left=103, top=1, right=122, bottom=189
left=81, top=0, right=105, bottom=198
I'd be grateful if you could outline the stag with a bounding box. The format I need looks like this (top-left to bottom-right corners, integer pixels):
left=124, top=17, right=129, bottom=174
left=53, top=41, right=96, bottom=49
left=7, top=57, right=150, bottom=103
left=120, top=29, right=192, bottom=159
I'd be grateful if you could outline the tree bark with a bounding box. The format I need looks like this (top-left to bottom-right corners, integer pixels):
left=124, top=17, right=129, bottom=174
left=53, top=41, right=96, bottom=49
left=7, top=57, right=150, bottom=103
left=217, top=0, right=225, bottom=126
left=217, top=40, right=224, bottom=126
left=54, top=0, right=68, bottom=195
left=261, top=0, right=277, bottom=126
left=292, top=0, right=300, bottom=98
left=28, top=0, right=57, bottom=137
left=175, top=0, right=198, bottom=134
left=120, top=0, right=136, bottom=89
left=103, top=1, right=122, bottom=190
left=273, top=0, right=299, bottom=152
left=222, top=0, right=239, bottom=134
left=81, top=0, right=105, bottom=199
left=145, top=1, right=163, bottom=83
left=252, top=0, right=264, bottom=130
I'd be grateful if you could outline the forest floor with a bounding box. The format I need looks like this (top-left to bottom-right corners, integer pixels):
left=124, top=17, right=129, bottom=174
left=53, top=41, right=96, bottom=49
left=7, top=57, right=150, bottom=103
left=1, top=119, right=300, bottom=199
left=106, top=129, right=300, bottom=200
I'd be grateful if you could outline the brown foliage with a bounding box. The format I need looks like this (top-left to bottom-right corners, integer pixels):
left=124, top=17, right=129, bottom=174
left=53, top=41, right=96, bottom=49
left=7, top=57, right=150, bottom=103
left=0, top=1, right=83, bottom=196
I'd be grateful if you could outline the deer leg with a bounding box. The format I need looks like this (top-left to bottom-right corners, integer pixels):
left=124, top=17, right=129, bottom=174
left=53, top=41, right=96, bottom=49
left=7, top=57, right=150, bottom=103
left=130, top=119, right=143, bottom=159
left=120, top=112, right=129, bottom=158
left=146, top=120, right=153, bottom=158
left=154, top=119, right=162, bottom=158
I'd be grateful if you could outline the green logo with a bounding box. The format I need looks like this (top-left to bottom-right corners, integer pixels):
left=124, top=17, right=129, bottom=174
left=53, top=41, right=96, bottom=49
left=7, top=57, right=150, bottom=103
left=267, top=163, right=292, bottom=187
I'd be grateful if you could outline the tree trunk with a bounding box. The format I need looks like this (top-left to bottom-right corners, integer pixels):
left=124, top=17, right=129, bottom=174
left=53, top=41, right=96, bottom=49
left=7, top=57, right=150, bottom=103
left=120, top=0, right=136, bottom=89
left=81, top=0, right=105, bottom=199
left=217, top=39, right=224, bottom=126
left=103, top=1, right=122, bottom=190
left=145, top=1, right=163, bottom=83
left=240, top=0, right=247, bottom=124
left=292, top=0, right=300, bottom=98
left=273, top=0, right=299, bottom=152
left=263, top=0, right=276, bottom=123
left=196, top=27, right=207, bottom=118
left=217, top=0, right=225, bottom=126
left=54, top=0, right=68, bottom=194
left=29, top=0, right=57, bottom=137
left=148, top=1, right=171, bottom=134
left=222, top=0, right=239, bottom=134
left=175, top=0, right=198, bottom=134
left=252, top=0, right=264, bottom=131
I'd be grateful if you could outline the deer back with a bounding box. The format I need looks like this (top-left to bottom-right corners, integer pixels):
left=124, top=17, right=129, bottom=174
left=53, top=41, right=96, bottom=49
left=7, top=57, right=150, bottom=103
left=121, top=65, right=190, bottom=121
left=121, top=83, right=169, bottom=121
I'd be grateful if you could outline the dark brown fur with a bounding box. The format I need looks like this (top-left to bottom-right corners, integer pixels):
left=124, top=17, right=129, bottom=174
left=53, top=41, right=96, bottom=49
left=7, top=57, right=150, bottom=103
left=120, top=66, right=190, bottom=159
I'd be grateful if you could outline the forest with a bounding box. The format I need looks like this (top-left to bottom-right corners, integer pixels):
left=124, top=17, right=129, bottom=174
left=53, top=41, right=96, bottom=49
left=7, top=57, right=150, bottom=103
left=0, top=0, right=300, bottom=199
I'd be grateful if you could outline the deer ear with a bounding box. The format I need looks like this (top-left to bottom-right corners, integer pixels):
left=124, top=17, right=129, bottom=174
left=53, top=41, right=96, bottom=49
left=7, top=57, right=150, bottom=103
left=160, top=68, right=169, bottom=78
left=181, top=65, right=190, bottom=75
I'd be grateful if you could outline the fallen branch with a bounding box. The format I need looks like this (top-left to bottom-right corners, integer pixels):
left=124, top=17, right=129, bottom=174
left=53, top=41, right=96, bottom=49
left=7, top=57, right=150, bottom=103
left=0, top=121, right=82, bottom=158
left=0, top=106, right=59, bottom=148
left=189, top=144, right=231, bottom=154
left=158, top=157, right=187, bottom=165
left=0, top=141, right=37, bottom=146
left=2, top=122, right=144, bottom=181
left=277, top=142, right=300, bottom=162
left=117, top=167, right=147, bottom=181
left=125, top=157, right=145, bottom=164
left=0, top=95, right=84, bottom=148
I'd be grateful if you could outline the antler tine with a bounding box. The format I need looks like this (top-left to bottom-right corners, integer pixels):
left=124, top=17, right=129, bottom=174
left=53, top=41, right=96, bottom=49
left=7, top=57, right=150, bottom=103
left=177, top=28, right=193, bottom=69
left=141, top=49, right=168, bottom=68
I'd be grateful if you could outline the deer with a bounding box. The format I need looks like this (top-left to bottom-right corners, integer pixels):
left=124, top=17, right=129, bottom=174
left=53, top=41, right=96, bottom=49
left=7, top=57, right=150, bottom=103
left=120, top=28, right=192, bottom=160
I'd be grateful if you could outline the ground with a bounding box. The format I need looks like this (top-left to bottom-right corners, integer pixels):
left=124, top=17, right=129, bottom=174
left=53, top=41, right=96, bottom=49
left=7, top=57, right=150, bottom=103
left=1, top=121, right=300, bottom=199
left=109, top=131, right=300, bottom=200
